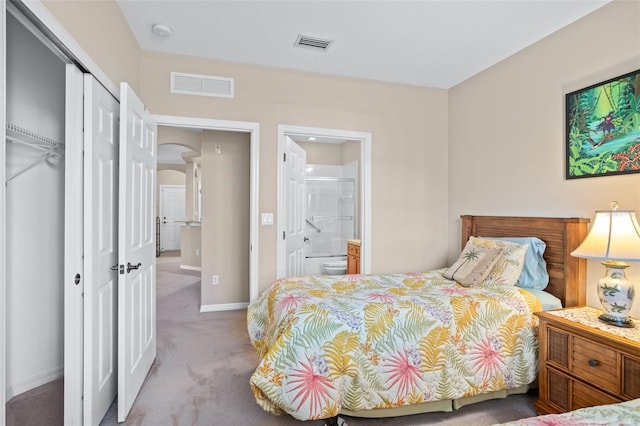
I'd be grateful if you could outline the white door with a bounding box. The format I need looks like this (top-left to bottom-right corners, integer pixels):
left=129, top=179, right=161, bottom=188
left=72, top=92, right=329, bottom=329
left=160, top=185, right=185, bottom=252
left=64, top=64, right=84, bottom=426
left=117, top=83, right=157, bottom=422
left=83, top=74, right=120, bottom=425
left=284, top=137, right=306, bottom=276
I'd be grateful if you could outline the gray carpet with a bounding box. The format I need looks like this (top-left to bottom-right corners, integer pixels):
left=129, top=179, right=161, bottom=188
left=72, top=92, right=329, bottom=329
left=7, top=258, right=538, bottom=425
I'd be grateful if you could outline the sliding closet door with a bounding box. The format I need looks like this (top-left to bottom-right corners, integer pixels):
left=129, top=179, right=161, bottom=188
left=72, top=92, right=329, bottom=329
left=84, top=74, right=120, bottom=425
left=64, top=64, right=84, bottom=426
left=117, top=83, right=157, bottom=422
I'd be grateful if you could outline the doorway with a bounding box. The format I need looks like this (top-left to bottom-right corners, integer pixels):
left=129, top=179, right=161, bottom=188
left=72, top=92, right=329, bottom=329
left=155, top=115, right=260, bottom=306
left=276, top=125, right=372, bottom=278
left=159, top=185, right=186, bottom=253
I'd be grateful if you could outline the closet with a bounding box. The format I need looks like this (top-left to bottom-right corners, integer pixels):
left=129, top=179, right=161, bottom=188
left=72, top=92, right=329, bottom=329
left=5, top=7, right=66, bottom=408
left=3, top=4, right=158, bottom=425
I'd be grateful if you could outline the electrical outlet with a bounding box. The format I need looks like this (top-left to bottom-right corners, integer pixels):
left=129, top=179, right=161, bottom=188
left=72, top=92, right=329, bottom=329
left=212, top=275, right=219, bottom=286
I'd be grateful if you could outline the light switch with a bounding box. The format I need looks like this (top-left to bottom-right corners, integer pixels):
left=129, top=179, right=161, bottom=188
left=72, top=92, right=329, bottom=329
left=261, top=213, right=274, bottom=225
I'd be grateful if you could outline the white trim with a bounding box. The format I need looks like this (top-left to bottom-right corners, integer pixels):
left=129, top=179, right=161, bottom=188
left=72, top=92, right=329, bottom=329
left=277, top=125, right=372, bottom=277
left=0, top=3, right=6, bottom=419
left=200, top=302, right=249, bottom=313
left=180, top=265, right=202, bottom=272
left=63, top=64, right=84, bottom=426
left=5, top=366, right=64, bottom=400
left=154, top=115, right=260, bottom=304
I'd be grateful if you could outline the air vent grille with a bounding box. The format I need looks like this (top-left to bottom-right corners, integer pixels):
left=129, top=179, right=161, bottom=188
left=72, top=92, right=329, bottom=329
left=171, top=72, right=234, bottom=98
left=295, top=34, right=333, bottom=51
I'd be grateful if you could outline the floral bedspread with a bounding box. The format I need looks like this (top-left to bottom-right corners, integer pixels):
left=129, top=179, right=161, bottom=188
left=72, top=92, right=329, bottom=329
left=495, top=398, right=640, bottom=425
left=247, top=270, right=542, bottom=421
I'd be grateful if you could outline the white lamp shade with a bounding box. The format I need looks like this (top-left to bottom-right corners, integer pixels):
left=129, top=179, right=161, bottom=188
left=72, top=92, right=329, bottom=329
left=571, top=210, right=640, bottom=262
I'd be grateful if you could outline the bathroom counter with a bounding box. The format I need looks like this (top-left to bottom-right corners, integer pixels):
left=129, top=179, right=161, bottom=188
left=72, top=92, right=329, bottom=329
left=347, top=240, right=360, bottom=274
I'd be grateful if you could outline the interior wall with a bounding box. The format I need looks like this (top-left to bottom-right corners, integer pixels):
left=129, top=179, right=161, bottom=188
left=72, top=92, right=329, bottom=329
left=298, top=141, right=343, bottom=164
left=138, top=51, right=449, bottom=293
left=5, top=11, right=65, bottom=397
left=42, top=0, right=140, bottom=92
left=448, top=0, right=640, bottom=317
left=201, top=130, right=250, bottom=305
left=41, top=0, right=449, bottom=296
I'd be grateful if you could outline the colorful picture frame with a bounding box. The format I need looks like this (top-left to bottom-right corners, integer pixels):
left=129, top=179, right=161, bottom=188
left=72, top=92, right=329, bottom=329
left=566, top=69, right=640, bottom=179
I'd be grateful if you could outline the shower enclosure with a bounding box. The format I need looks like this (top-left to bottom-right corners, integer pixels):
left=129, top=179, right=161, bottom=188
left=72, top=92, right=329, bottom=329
left=303, top=162, right=357, bottom=275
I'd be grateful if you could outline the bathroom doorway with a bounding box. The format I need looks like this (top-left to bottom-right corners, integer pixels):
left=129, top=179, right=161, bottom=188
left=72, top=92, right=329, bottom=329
left=276, top=125, right=371, bottom=278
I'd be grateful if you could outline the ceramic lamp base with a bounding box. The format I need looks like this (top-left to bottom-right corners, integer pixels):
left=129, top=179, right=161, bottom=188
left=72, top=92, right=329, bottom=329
left=598, top=261, right=636, bottom=328
left=598, top=312, right=635, bottom=328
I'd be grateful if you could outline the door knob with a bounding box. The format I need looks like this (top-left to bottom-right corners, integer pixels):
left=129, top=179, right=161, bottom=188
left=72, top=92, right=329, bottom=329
left=303, top=236, right=309, bottom=242
left=127, top=262, right=142, bottom=273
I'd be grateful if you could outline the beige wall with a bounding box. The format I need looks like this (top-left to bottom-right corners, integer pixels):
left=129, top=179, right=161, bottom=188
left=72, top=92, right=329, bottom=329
left=449, top=0, right=640, bottom=316
left=44, top=0, right=449, bottom=298
left=201, top=130, right=250, bottom=304
left=41, top=0, right=640, bottom=314
left=43, top=0, right=140, bottom=91
left=139, top=51, right=450, bottom=293
left=298, top=141, right=343, bottom=165
left=181, top=226, right=201, bottom=269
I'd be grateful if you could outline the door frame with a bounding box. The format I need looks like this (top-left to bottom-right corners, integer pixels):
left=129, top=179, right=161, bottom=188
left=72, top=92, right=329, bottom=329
left=159, top=184, right=186, bottom=253
left=0, top=4, right=6, bottom=425
left=276, top=125, right=372, bottom=277
left=155, top=115, right=260, bottom=304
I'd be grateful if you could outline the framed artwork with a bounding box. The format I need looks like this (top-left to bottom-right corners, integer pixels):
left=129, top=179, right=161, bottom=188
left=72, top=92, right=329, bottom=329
left=566, top=69, right=640, bottom=179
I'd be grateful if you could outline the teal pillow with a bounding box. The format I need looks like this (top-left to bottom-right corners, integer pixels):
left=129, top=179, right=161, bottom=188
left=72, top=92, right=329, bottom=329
left=484, top=237, right=549, bottom=290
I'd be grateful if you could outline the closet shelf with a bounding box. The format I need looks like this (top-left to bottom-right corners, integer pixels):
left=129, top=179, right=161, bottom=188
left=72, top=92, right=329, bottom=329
left=6, top=123, right=64, bottom=152
left=6, top=123, right=64, bottom=184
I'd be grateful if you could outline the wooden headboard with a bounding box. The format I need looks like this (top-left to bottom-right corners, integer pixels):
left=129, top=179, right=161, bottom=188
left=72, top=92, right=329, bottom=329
left=460, top=215, right=589, bottom=308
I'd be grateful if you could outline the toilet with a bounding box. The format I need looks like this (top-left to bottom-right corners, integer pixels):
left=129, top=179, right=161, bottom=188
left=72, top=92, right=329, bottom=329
left=323, top=260, right=348, bottom=275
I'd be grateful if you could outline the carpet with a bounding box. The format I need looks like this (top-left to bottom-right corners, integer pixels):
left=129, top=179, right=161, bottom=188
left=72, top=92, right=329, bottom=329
left=99, top=259, right=538, bottom=425
left=7, top=258, right=539, bottom=425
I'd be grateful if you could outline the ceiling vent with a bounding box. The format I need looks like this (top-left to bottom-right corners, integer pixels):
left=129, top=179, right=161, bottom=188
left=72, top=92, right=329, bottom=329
left=294, top=34, right=333, bottom=51
left=170, top=72, right=234, bottom=98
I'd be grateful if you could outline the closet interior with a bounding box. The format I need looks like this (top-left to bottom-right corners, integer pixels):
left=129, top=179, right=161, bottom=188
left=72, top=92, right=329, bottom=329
left=5, top=6, right=66, bottom=417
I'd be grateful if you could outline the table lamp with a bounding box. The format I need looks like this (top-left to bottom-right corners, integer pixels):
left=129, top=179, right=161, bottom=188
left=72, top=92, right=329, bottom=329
left=571, top=202, right=640, bottom=328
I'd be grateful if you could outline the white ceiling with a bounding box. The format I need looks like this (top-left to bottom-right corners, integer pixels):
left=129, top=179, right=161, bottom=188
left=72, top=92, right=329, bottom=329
left=116, top=0, right=610, bottom=89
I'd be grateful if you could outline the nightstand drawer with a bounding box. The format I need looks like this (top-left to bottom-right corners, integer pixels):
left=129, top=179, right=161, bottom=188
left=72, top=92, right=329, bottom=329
left=348, top=245, right=359, bottom=256
left=572, top=380, right=620, bottom=409
left=623, top=355, right=640, bottom=398
left=572, top=336, right=618, bottom=394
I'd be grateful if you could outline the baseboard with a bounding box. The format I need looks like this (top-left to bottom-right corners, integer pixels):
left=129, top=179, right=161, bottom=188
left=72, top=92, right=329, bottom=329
left=200, top=302, right=248, bottom=312
left=5, top=365, right=63, bottom=400
left=180, top=265, right=201, bottom=271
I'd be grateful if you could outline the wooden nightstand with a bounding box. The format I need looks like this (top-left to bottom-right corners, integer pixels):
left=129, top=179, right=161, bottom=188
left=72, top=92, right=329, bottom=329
left=535, top=307, right=640, bottom=415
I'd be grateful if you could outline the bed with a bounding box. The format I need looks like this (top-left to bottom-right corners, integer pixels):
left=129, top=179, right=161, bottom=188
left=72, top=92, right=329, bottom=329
left=247, top=215, right=590, bottom=421
left=494, top=398, right=640, bottom=425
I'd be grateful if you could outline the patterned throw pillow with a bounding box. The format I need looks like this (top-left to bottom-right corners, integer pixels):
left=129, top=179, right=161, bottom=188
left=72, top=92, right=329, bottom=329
left=444, top=240, right=503, bottom=287
left=469, top=237, right=529, bottom=286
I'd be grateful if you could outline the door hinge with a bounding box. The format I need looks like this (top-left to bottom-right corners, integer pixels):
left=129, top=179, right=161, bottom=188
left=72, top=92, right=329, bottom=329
left=283, top=153, right=286, bottom=162
left=283, top=231, right=286, bottom=240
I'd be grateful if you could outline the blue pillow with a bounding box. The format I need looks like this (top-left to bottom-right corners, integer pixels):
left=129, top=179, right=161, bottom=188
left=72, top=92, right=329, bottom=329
left=521, top=288, right=563, bottom=310
left=483, top=237, right=549, bottom=290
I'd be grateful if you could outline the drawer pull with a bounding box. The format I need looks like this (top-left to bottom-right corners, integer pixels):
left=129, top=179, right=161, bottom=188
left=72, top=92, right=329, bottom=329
left=588, top=359, right=599, bottom=367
